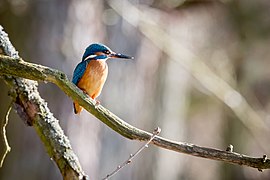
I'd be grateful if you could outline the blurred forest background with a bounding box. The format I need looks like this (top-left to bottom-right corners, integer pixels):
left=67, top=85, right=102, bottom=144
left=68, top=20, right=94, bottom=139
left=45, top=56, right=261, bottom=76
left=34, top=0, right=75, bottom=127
left=1, top=0, right=270, bottom=179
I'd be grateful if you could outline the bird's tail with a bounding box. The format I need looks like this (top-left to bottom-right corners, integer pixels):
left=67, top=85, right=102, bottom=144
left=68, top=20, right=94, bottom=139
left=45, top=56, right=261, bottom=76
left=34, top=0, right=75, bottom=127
left=73, top=102, right=83, bottom=114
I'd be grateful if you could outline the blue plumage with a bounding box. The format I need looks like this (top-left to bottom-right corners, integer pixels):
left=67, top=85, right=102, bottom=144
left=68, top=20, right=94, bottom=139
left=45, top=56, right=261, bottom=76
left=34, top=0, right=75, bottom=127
left=72, top=60, right=88, bottom=85
left=73, top=43, right=111, bottom=85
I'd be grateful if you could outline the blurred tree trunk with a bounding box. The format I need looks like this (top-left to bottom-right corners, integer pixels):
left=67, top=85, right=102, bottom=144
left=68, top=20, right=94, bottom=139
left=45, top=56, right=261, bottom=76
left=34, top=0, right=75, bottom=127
left=167, top=2, right=240, bottom=180
left=153, top=14, right=190, bottom=180
left=62, top=1, right=105, bottom=179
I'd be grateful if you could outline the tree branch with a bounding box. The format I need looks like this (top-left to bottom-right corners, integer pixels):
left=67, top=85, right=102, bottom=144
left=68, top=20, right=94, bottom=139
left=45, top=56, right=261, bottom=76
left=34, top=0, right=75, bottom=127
left=0, top=54, right=269, bottom=170
left=0, top=26, right=87, bottom=180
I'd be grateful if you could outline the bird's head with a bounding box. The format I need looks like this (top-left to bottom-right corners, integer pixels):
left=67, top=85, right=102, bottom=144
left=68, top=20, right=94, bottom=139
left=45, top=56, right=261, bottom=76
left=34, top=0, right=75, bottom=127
left=82, top=43, right=133, bottom=61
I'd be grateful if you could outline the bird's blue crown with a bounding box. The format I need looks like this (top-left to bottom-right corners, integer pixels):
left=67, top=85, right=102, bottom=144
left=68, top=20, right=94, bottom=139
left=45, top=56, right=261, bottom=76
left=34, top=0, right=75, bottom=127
left=82, top=43, right=111, bottom=61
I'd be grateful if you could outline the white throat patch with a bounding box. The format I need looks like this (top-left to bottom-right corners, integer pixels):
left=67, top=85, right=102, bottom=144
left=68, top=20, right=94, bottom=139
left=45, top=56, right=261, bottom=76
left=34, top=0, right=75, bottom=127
left=84, top=55, right=97, bottom=61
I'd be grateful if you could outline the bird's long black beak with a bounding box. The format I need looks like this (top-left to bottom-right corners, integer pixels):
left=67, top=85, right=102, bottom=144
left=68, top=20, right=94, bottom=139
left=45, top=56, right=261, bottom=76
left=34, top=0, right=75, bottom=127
left=110, top=52, right=134, bottom=59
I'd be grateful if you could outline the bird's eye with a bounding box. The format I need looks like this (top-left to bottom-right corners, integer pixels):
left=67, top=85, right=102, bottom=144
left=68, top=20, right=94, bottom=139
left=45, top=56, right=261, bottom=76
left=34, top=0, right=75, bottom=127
left=104, top=50, right=110, bottom=54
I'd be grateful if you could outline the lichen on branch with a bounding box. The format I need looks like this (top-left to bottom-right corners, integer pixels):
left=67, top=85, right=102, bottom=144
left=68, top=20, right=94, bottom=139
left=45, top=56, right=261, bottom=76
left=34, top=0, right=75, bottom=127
left=0, top=26, right=87, bottom=180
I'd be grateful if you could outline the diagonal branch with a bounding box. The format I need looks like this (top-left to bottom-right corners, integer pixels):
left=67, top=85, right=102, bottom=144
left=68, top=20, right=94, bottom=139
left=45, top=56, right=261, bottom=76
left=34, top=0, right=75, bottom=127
left=107, top=0, right=270, bottom=152
left=0, top=54, right=269, bottom=170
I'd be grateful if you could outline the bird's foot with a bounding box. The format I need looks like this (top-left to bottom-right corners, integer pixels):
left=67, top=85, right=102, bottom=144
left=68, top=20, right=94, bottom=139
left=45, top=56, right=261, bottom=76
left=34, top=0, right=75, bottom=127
left=95, top=100, right=100, bottom=107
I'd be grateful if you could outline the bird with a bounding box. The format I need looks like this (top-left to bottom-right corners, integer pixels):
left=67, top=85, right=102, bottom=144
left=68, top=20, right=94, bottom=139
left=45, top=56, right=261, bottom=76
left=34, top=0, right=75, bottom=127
left=72, top=43, right=133, bottom=114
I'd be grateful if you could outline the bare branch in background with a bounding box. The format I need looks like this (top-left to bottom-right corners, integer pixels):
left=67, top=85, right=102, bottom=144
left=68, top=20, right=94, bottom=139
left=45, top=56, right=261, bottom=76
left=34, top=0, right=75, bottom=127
left=103, top=127, right=161, bottom=180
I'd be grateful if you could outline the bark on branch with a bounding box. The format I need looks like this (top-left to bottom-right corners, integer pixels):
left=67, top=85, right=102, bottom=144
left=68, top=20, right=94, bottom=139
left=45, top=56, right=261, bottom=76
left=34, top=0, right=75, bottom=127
left=0, top=26, right=87, bottom=180
left=0, top=52, right=270, bottom=170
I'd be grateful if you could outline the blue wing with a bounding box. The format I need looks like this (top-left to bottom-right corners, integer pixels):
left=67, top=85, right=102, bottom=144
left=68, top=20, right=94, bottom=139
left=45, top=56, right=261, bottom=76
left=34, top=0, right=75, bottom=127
left=72, top=61, right=87, bottom=85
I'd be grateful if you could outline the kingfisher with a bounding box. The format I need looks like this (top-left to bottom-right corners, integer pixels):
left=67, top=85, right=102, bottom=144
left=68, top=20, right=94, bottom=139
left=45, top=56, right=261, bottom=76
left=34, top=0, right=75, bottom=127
left=72, top=43, right=133, bottom=114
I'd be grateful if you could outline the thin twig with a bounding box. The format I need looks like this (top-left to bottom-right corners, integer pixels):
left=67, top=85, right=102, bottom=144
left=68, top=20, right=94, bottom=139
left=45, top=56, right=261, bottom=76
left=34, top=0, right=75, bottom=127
left=103, top=127, right=161, bottom=180
left=0, top=102, right=12, bottom=167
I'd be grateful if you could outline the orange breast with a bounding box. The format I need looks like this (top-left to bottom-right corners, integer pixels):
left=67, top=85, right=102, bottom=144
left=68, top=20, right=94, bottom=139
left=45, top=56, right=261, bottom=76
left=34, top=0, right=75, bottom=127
left=77, top=60, right=108, bottom=99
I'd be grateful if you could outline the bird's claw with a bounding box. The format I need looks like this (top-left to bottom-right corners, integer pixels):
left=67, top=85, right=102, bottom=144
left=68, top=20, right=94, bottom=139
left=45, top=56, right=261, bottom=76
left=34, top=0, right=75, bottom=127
left=95, top=100, right=100, bottom=107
